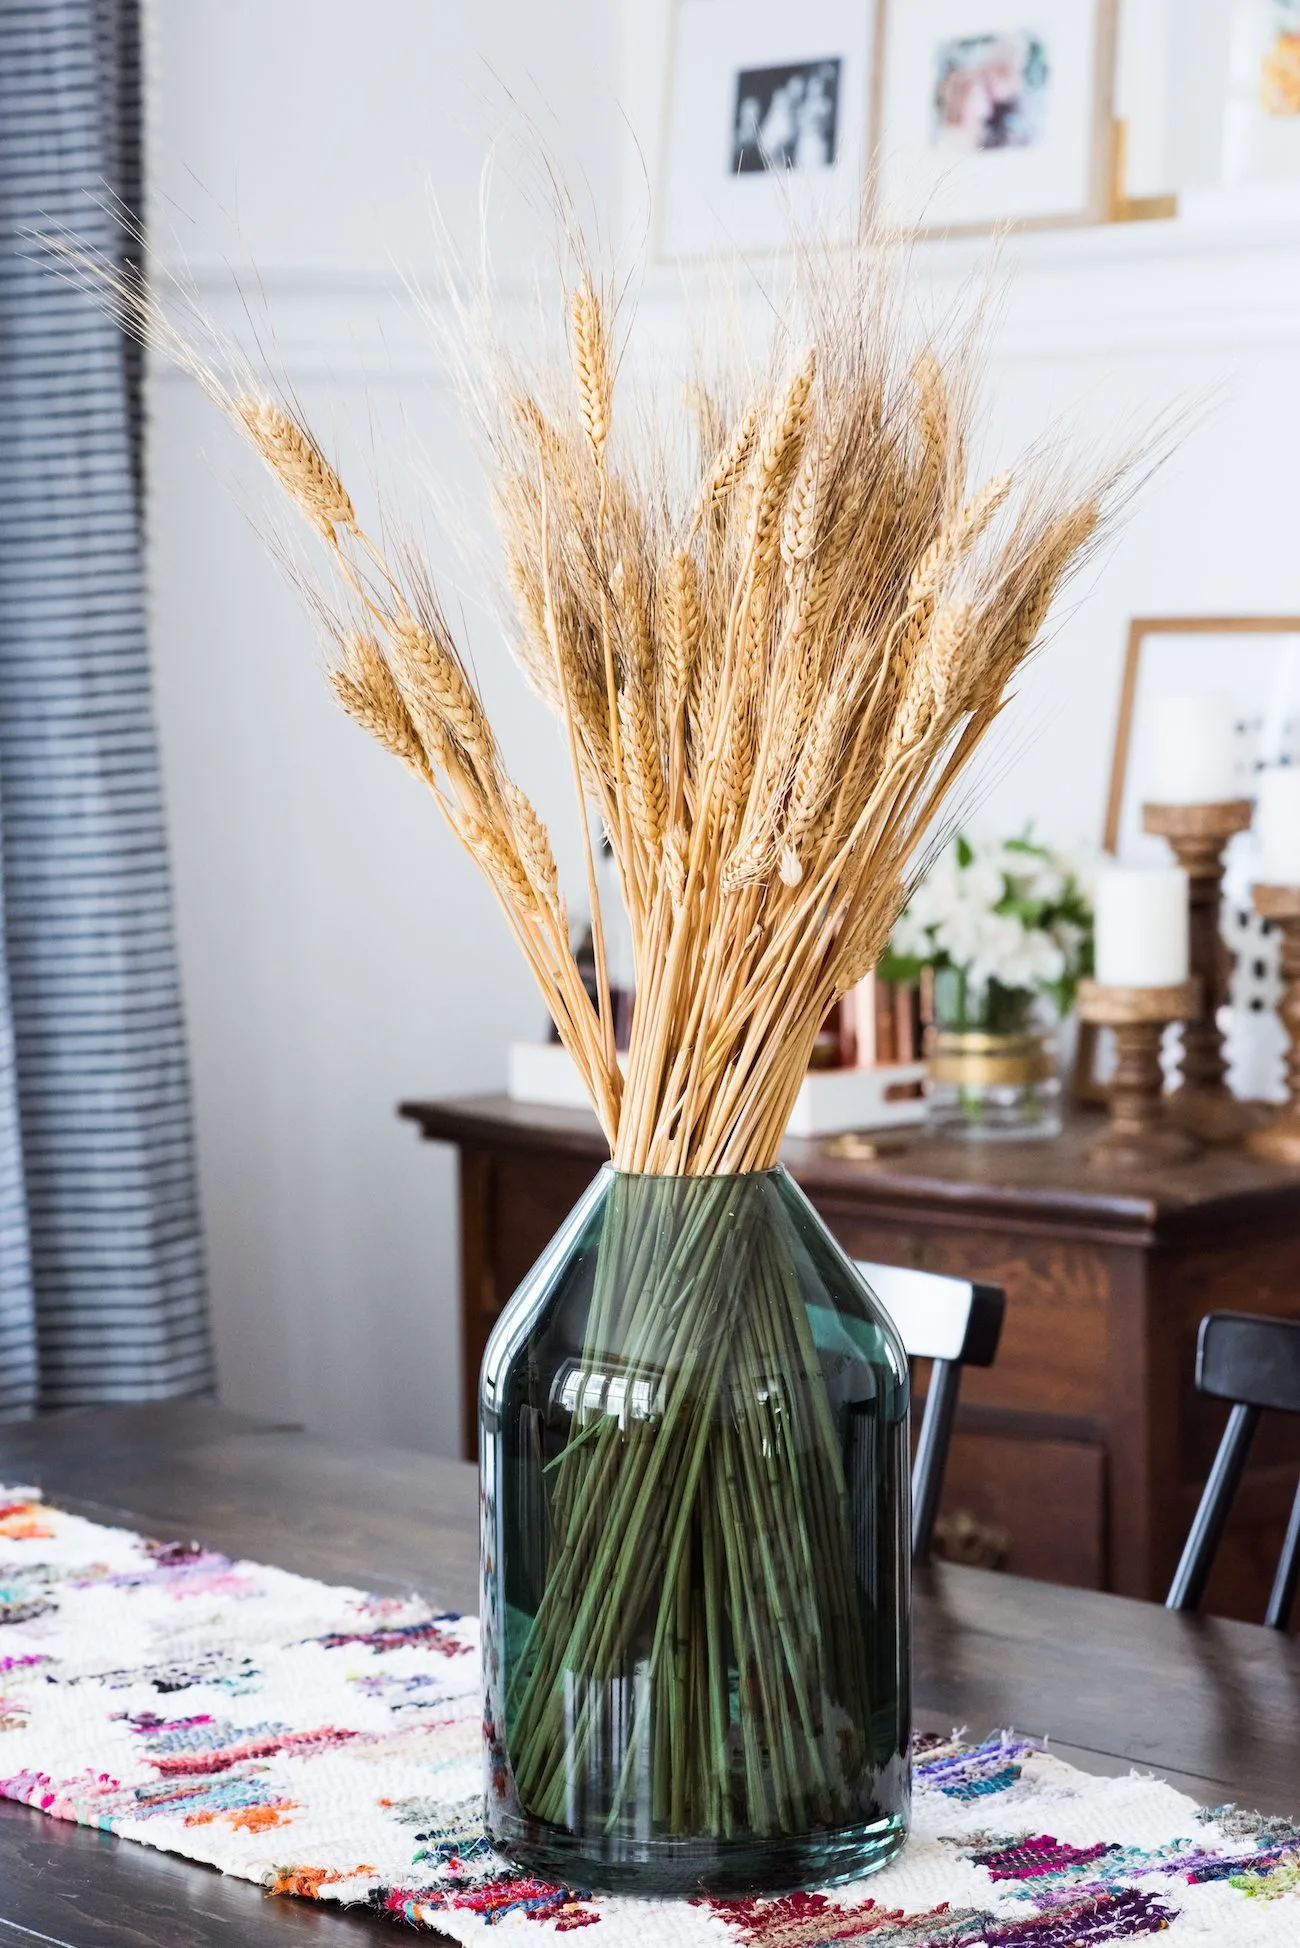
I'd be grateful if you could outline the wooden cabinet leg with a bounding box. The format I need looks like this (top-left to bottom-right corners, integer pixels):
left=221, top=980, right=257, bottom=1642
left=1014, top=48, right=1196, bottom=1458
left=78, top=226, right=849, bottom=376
left=459, top=1149, right=495, bottom=1461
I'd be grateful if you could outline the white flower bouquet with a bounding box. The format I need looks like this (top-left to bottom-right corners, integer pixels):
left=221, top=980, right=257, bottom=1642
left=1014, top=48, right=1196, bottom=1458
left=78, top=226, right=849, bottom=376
left=884, top=832, right=1094, bottom=1032
left=883, top=834, right=1093, bottom=1140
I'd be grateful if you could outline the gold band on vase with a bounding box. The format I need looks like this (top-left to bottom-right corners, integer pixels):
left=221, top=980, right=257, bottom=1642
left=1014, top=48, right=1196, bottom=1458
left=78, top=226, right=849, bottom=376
left=925, top=1028, right=1054, bottom=1087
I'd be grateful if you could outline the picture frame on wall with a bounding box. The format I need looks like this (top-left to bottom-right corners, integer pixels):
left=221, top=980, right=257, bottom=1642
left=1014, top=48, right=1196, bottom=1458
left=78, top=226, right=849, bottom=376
left=1222, top=0, right=1300, bottom=187
left=658, top=0, right=880, bottom=261
left=873, top=0, right=1118, bottom=236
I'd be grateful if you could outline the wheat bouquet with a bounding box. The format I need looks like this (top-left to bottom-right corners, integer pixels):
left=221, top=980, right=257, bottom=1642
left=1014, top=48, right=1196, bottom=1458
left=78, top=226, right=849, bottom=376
left=84, top=233, right=1128, bottom=1875
left=112, top=250, right=1111, bottom=1177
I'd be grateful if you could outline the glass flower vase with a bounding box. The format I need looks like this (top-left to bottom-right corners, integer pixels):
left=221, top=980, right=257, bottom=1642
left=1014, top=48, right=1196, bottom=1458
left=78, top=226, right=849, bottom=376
left=925, top=968, right=1062, bottom=1141
left=480, top=1165, right=911, bottom=1898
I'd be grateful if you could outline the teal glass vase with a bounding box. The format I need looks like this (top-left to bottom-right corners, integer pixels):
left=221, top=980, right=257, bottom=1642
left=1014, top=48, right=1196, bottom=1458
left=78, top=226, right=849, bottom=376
left=480, top=1164, right=911, bottom=1897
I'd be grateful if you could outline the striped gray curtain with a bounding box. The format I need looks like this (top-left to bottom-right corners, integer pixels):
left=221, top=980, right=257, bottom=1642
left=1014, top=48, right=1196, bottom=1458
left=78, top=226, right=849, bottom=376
left=0, top=0, right=212, bottom=1413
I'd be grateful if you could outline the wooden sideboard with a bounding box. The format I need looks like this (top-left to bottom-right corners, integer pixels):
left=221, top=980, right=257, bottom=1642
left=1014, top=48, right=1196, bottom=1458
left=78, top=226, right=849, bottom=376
left=400, top=1094, right=1300, bottom=1625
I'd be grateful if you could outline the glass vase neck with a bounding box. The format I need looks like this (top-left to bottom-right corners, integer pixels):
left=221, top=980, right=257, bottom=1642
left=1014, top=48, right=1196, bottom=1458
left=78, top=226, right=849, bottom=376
left=601, top=1162, right=785, bottom=1186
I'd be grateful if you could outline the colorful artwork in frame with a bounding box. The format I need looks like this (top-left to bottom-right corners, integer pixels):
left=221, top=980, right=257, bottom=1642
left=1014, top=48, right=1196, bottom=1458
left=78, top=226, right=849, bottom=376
left=1261, top=0, right=1300, bottom=117
left=874, top=0, right=1117, bottom=236
left=1224, top=0, right=1300, bottom=181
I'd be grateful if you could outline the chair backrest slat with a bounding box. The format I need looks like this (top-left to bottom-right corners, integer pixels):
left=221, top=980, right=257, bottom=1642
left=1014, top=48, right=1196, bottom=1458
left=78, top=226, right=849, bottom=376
left=1167, top=1311, right=1300, bottom=1631
left=856, top=1261, right=1003, bottom=1366
left=855, top=1259, right=1005, bottom=1565
left=1266, top=1483, right=1300, bottom=1631
left=1197, top=1311, right=1300, bottom=1416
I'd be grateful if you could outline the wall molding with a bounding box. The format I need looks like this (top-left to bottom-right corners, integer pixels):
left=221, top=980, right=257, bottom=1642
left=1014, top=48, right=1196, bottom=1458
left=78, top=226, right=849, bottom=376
left=153, top=204, right=1300, bottom=383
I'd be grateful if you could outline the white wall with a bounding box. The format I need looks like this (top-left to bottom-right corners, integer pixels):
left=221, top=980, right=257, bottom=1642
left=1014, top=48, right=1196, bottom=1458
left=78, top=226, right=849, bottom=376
left=147, top=0, right=621, bottom=1455
left=147, top=0, right=1300, bottom=1457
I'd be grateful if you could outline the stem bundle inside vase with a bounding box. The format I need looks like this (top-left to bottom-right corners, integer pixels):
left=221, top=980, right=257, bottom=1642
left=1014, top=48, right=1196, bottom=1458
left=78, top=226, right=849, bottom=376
left=504, top=1172, right=873, bottom=1841
left=69, top=225, right=1141, bottom=1856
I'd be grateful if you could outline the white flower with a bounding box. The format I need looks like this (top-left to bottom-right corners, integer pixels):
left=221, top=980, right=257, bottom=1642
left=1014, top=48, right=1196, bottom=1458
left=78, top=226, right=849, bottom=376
left=907, top=854, right=961, bottom=926
left=931, top=896, right=987, bottom=967
left=1024, top=860, right=1066, bottom=904
left=1002, top=928, right=1067, bottom=989
left=959, top=856, right=1006, bottom=909
left=1052, top=918, right=1085, bottom=961
left=966, top=911, right=1030, bottom=989
left=984, top=841, right=1033, bottom=882
left=987, top=842, right=1061, bottom=905
left=897, top=831, right=1091, bottom=997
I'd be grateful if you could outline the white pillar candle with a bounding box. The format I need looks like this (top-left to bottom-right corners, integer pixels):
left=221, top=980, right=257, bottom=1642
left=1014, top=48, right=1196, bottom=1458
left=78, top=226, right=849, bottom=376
left=1147, top=693, right=1239, bottom=804
left=1255, top=768, right=1300, bottom=884
left=1094, top=864, right=1189, bottom=987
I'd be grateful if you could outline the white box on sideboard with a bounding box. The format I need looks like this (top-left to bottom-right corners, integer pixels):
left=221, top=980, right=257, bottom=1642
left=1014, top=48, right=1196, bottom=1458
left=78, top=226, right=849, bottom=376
left=506, top=1043, right=927, bottom=1137
left=783, top=1060, right=928, bottom=1137
left=507, top=1040, right=603, bottom=1113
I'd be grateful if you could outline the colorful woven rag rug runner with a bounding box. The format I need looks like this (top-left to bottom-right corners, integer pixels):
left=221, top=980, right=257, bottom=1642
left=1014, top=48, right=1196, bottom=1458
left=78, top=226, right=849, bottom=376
left=1, top=1489, right=1296, bottom=1944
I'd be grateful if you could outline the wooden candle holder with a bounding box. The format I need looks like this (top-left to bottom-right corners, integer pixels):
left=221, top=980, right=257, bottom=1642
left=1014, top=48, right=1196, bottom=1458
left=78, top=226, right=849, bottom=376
left=1246, top=884, right=1300, bottom=1168
left=1077, top=976, right=1202, bottom=1169
left=1141, top=799, right=1266, bottom=1144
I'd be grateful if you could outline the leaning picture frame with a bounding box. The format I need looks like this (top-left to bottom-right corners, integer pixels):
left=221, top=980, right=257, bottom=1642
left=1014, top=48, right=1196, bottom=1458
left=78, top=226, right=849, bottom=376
left=657, top=0, right=881, bottom=261
left=1076, top=615, right=1300, bottom=1105
left=873, top=0, right=1118, bottom=237
left=1103, top=615, right=1300, bottom=856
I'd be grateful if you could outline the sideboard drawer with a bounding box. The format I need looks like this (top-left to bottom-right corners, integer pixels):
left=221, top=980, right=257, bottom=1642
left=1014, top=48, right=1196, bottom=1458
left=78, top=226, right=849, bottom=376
left=815, top=1207, right=1111, bottom=1420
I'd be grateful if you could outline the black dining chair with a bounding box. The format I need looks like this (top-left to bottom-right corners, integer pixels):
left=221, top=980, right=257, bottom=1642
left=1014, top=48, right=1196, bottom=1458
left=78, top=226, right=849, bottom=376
left=1166, top=1310, right=1300, bottom=1631
left=855, top=1259, right=1006, bottom=1565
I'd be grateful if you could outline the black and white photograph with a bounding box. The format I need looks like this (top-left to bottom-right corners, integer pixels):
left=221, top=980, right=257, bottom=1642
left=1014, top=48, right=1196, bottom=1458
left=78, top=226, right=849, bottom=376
left=731, top=58, right=841, bottom=174
left=660, top=0, right=876, bottom=257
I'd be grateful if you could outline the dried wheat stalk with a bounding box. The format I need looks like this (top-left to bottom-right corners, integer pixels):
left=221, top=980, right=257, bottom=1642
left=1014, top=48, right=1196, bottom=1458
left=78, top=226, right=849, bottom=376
left=63, top=232, right=1126, bottom=1171
left=38, top=200, right=1158, bottom=1859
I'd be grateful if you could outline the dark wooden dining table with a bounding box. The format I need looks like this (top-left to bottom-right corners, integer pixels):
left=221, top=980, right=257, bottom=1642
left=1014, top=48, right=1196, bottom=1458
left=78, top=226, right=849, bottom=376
left=0, top=1404, right=1296, bottom=1947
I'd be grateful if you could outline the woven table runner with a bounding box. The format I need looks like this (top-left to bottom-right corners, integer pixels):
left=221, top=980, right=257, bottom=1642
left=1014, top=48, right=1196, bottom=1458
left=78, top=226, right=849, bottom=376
left=0, top=1488, right=1296, bottom=1943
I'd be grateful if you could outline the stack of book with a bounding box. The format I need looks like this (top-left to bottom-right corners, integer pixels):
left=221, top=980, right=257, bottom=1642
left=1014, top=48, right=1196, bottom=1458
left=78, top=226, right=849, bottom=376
left=814, top=971, right=927, bottom=1070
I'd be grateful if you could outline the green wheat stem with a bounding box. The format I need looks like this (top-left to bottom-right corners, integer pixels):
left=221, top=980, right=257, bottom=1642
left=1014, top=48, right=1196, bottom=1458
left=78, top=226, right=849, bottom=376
left=506, top=1173, right=875, bottom=1842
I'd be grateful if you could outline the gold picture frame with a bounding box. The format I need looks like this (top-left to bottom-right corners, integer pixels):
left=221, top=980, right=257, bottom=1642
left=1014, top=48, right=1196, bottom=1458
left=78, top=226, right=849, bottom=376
left=871, top=0, right=1121, bottom=240
left=1104, top=615, right=1300, bottom=855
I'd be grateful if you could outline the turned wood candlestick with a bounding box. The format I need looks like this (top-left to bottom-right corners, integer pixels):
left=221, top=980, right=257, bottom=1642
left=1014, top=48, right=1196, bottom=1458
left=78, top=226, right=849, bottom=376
left=1141, top=799, right=1266, bottom=1144
left=1077, top=976, right=1202, bottom=1169
left=1246, top=884, right=1300, bottom=1167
